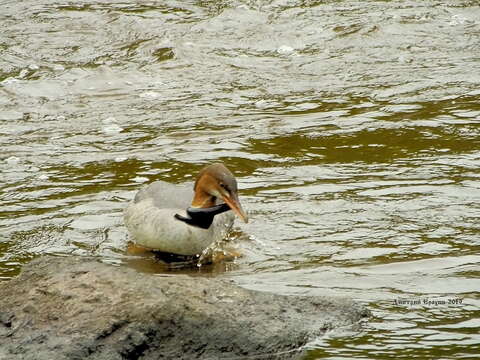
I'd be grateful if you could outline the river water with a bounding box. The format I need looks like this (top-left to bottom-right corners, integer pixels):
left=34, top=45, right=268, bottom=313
left=1, top=0, right=479, bottom=358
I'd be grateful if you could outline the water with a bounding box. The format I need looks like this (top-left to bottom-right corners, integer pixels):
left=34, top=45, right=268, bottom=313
left=1, top=0, right=479, bottom=358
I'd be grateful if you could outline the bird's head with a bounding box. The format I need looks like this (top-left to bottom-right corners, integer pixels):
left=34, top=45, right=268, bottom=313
left=191, top=163, right=248, bottom=223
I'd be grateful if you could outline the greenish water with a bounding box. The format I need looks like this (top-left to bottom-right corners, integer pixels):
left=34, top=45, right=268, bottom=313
left=1, top=0, right=479, bottom=358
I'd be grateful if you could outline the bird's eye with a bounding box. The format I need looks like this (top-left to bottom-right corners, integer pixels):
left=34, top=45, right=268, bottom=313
left=220, top=183, right=229, bottom=191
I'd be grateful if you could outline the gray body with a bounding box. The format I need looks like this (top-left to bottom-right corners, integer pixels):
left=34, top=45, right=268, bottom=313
left=124, top=181, right=234, bottom=255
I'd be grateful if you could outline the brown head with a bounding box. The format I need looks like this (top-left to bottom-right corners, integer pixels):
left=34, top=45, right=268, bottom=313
left=191, top=163, right=248, bottom=223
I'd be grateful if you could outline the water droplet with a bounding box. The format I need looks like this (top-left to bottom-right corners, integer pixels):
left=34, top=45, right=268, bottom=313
left=102, top=124, right=123, bottom=134
left=53, top=64, right=65, bottom=71
left=132, top=176, right=149, bottom=183
left=19, top=69, right=29, bottom=78
left=277, top=45, right=294, bottom=55
left=139, top=91, right=160, bottom=99
left=255, top=100, right=269, bottom=109
left=5, top=156, right=20, bottom=165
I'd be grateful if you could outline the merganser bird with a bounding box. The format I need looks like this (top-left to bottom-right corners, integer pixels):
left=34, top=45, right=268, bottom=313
left=124, top=163, right=248, bottom=256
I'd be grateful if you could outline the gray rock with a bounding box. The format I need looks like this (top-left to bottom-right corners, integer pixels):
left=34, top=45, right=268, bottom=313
left=0, top=256, right=369, bottom=359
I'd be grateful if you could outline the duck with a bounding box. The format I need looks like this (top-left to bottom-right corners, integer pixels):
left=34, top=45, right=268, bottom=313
left=124, top=163, right=248, bottom=256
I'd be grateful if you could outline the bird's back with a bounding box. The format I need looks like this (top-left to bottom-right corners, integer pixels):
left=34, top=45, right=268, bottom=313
left=133, top=181, right=193, bottom=209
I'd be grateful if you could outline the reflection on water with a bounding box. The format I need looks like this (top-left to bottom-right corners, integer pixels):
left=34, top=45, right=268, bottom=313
left=1, top=0, right=479, bottom=358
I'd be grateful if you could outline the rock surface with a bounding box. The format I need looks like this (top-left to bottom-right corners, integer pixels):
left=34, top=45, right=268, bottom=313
left=0, top=256, right=369, bottom=360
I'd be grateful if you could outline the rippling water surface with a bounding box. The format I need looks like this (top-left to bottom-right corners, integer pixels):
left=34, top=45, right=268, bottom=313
left=1, top=0, right=479, bottom=358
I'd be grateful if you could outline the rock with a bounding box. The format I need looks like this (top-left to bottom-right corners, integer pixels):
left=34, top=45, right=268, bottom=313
left=0, top=256, right=369, bottom=359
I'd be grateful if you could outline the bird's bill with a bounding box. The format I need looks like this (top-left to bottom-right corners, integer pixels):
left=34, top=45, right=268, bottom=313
left=221, top=192, right=248, bottom=223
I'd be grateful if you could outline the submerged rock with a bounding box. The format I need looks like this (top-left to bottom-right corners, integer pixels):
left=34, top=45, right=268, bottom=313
left=0, top=257, right=369, bottom=360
